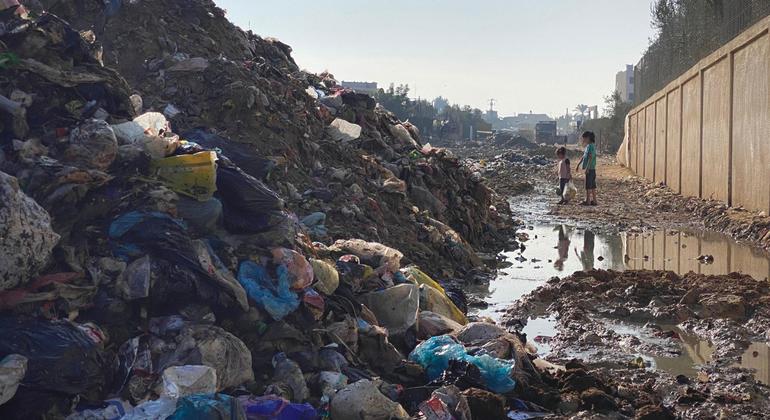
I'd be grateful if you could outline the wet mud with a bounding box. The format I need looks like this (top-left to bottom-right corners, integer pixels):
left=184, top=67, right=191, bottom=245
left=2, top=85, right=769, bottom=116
left=452, top=143, right=770, bottom=418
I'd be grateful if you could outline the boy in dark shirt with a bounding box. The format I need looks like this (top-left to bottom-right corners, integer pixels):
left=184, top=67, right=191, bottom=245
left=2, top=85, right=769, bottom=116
left=576, top=131, right=598, bottom=206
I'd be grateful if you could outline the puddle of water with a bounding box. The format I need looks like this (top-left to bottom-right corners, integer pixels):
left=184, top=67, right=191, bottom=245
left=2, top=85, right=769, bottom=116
left=522, top=316, right=557, bottom=356
left=472, top=225, right=770, bottom=320
left=514, top=315, right=770, bottom=382
left=469, top=223, right=770, bottom=379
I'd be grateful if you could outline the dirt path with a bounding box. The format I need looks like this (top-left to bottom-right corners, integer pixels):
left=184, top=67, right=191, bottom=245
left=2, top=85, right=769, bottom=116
left=547, top=157, right=697, bottom=232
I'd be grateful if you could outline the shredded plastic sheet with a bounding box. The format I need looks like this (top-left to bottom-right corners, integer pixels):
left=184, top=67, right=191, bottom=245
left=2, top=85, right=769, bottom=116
left=409, top=335, right=516, bottom=393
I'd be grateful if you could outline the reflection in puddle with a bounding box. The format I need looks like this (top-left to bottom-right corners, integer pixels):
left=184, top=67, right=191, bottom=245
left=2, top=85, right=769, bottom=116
left=473, top=225, right=770, bottom=320
left=672, top=329, right=770, bottom=385
left=470, top=224, right=770, bottom=379
left=523, top=316, right=557, bottom=356
left=518, top=316, right=770, bottom=383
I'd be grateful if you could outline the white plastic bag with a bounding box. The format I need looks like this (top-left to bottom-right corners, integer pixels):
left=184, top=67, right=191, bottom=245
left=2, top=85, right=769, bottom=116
left=327, top=118, right=361, bottom=142
left=161, top=365, right=217, bottom=399
left=563, top=180, right=577, bottom=202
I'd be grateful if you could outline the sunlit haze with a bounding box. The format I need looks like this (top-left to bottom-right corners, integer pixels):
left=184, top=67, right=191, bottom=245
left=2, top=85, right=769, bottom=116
left=215, top=0, right=655, bottom=117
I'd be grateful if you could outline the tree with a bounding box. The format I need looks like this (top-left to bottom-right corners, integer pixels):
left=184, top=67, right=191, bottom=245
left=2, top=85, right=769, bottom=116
left=637, top=0, right=766, bottom=103
left=601, top=91, right=633, bottom=152
left=573, top=104, right=589, bottom=120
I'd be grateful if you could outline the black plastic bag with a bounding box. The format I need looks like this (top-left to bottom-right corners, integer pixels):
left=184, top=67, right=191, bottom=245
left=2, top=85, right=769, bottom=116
left=216, top=165, right=283, bottom=213
left=0, top=317, right=115, bottom=399
left=183, top=129, right=276, bottom=180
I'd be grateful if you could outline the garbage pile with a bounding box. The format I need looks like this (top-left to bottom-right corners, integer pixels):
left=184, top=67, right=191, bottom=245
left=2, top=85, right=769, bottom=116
left=0, top=4, right=547, bottom=419
left=489, top=132, right=537, bottom=150
left=458, top=152, right=554, bottom=199
left=28, top=0, right=517, bottom=280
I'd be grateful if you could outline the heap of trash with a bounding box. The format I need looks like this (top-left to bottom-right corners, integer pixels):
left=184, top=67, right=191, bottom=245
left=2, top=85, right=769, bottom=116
left=0, top=2, right=547, bottom=419
left=26, top=0, right=517, bottom=280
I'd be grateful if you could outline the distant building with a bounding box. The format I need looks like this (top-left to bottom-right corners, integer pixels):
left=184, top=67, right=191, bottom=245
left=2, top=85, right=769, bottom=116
left=496, top=112, right=553, bottom=131
left=340, top=81, right=378, bottom=95
left=588, top=105, right=599, bottom=120
left=535, top=121, right=558, bottom=144
left=615, top=64, right=635, bottom=103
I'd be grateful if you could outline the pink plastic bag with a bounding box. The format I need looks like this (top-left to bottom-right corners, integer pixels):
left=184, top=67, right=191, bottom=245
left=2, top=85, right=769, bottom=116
left=271, top=248, right=313, bottom=290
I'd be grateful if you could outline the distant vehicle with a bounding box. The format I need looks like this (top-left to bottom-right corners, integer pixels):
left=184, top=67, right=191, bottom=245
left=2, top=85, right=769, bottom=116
left=535, top=121, right=558, bottom=144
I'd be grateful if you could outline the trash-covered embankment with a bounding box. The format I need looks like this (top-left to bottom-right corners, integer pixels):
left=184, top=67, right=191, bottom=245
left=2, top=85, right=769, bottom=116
left=0, top=2, right=538, bottom=419
left=31, top=0, right=518, bottom=279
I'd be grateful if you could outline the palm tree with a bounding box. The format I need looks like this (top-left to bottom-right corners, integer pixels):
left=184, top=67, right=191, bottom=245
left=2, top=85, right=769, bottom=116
left=574, top=104, right=589, bottom=120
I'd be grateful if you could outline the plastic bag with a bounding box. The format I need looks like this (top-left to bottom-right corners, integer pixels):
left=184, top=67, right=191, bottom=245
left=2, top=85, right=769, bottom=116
left=271, top=248, right=313, bottom=290
left=64, top=119, right=118, bottom=171
left=0, top=317, right=115, bottom=399
left=166, top=324, right=255, bottom=391
left=358, top=284, right=419, bottom=336
left=563, top=180, right=577, bottom=202
left=216, top=164, right=283, bottom=219
left=122, top=397, right=177, bottom=420
left=419, top=284, right=468, bottom=325
left=0, top=355, right=26, bottom=406
left=404, top=267, right=445, bottom=293
left=330, top=380, right=408, bottom=420
left=167, top=393, right=246, bottom=420
left=193, top=240, right=249, bottom=311
left=183, top=130, right=276, bottom=180
left=118, top=255, right=151, bottom=300
left=327, top=118, right=361, bottom=142
left=408, top=335, right=516, bottom=394
left=161, top=365, right=217, bottom=399
left=177, top=197, right=222, bottom=233
left=238, top=394, right=318, bottom=420
left=309, top=259, right=339, bottom=295
left=330, top=239, right=403, bottom=273
left=271, top=353, right=309, bottom=403
left=237, top=262, right=299, bottom=320
left=418, top=311, right=463, bottom=339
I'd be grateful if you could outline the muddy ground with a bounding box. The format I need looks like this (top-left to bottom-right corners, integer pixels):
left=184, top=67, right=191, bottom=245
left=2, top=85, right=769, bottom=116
left=452, top=142, right=770, bottom=418
left=454, top=142, right=770, bottom=250
left=503, top=269, right=770, bottom=419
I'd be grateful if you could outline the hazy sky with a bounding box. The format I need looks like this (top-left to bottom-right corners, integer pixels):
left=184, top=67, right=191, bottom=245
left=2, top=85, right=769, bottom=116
left=215, top=0, right=655, bottom=117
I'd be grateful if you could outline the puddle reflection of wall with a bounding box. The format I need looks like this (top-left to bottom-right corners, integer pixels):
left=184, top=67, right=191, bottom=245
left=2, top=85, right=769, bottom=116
left=740, top=343, right=770, bottom=385
left=623, top=231, right=770, bottom=280
left=677, top=331, right=770, bottom=385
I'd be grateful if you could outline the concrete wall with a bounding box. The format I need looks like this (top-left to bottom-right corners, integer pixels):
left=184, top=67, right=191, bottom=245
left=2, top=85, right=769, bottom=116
left=623, top=15, right=770, bottom=213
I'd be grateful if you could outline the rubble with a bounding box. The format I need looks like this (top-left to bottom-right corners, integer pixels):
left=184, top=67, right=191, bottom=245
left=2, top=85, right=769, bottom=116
left=503, top=269, right=770, bottom=418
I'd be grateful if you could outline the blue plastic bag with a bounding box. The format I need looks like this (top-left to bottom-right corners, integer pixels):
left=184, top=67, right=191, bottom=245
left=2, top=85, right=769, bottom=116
left=408, top=335, right=516, bottom=393
left=167, top=393, right=244, bottom=420
left=238, top=394, right=319, bottom=420
left=237, top=262, right=299, bottom=320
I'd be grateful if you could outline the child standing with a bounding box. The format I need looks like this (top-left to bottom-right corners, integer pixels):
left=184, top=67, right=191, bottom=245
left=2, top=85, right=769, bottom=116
left=555, top=147, right=571, bottom=205
left=576, top=131, right=598, bottom=206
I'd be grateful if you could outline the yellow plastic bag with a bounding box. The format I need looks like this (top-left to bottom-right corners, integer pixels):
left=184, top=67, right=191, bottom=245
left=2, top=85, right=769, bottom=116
left=404, top=267, right=445, bottom=294
left=151, top=151, right=217, bottom=201
left=419, top=285, right=467, bottom=325
left=309, top=259, right=339, bottom=295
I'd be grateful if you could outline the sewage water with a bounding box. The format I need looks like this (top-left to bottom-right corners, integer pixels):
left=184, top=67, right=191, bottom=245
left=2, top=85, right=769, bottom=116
left=469, top=224, right=770, bottom=380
